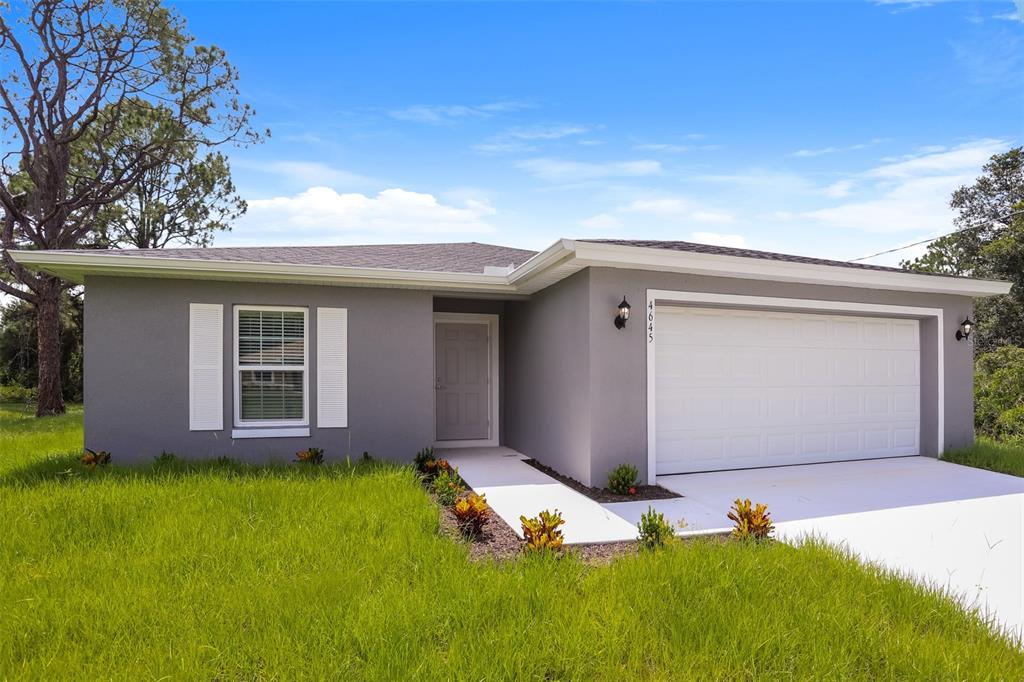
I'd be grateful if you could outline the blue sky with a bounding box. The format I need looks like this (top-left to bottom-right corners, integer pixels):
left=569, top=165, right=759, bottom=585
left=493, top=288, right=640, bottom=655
left=175, top=0, right=1023, bottom=264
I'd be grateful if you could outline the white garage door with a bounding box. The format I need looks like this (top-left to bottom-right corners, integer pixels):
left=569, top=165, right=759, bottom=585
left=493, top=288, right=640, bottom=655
left=654, top=306, right=920, bottom=475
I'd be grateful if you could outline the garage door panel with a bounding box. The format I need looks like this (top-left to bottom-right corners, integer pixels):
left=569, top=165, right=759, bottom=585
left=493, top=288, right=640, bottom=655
left=654, top=307, right=920, bottom=474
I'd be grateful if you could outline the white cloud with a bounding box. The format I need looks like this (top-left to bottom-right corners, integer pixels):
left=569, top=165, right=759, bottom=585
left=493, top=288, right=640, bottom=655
left=473, top=125, right=590, bottom=154
left=824, top=180, right=855, bottom=198
left=867, top=138, right=1006, bottom=178
left=994, top=9, right=1022, bottom=22
left=620, top=197, right=735, bottom=224
left=791, top=138, right=887, bottom=158
left=633, top=143, right=690, bottom=153
left=803, top=139, right=1010, bottom=234
left=388, top=100, right=532, bottom=125
left=515, top=158, right=662, bottom=183
left=690, top=232, right=748, bottom=248
left=235, top=160, right=379, bottom=189
left=233, top=186, right=497, bottom=244
left=579, top=213, right=622, bottom=231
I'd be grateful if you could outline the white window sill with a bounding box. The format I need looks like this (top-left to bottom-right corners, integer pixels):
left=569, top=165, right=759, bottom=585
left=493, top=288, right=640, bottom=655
left=231, top=427, right=310, bottom=439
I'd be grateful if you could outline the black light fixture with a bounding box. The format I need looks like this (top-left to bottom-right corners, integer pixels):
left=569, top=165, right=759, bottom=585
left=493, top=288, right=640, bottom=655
left=614, top=296, right=631, bottom=329
left=955, top=317, right=975, bottom=342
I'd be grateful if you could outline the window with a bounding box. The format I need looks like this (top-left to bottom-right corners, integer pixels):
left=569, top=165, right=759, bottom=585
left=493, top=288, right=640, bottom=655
left=234, top=306, right=308, bottom=426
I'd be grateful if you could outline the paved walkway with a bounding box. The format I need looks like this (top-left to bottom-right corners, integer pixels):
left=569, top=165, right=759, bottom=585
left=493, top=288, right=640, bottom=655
left=439, top=447, right=637, bottom=545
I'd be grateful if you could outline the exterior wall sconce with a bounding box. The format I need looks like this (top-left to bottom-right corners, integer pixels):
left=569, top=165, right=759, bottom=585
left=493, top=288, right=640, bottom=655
left=614, top=296, right=631, bottom=329
left=955, top=317, right=974, bottom=342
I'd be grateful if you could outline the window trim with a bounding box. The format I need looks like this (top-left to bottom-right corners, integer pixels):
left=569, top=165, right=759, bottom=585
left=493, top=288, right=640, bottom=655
left=233, top=304, right=309, bottom=429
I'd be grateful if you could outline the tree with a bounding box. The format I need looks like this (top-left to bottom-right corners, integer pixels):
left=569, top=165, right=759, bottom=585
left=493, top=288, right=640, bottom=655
left=0, top=0, right=262, bottom=416
left=0, top=293, right=83, bottom=401
left=89, top=106, right=246, bottom=249
left=903, top=148, right=1024, bottom=352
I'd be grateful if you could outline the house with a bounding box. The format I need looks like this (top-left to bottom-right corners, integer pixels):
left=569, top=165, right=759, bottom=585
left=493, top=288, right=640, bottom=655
left=11, top=239, right=1011, bottom=487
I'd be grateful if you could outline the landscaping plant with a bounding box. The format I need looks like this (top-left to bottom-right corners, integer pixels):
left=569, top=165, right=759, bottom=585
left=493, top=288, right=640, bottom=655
left=637, top=506, right=677, bottom=550
left=728, top=498, right=775, bottom=540
left=294, top=447, right=324, bottom=464
left=79, top=448, right=110, bottom=468
left=520, top=509, right=565, bottom=552
left=414, top=446, right=435, bottom=474
left=453, top=492, right=491, bottom=537
left=607, top=463, right=639, bottom=495
left=431, top=466, right=464, bottom=506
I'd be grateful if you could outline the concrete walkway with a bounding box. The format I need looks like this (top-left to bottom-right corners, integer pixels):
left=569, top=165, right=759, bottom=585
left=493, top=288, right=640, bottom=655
left=439, top=447, right=637, bottom=545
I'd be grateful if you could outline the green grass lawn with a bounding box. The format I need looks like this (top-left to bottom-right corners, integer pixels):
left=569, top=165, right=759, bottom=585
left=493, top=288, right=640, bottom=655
left=1, top=404, right=1021, bottom=679
left=944, top=438, right=1024, bottom=478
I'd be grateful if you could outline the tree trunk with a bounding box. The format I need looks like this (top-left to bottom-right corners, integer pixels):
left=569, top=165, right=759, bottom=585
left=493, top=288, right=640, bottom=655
left=35, top=277, right=65, bottom=416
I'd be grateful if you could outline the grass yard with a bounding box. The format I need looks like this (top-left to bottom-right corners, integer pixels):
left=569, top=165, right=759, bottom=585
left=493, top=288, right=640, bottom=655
left=1, top=404, right=1022, bottom=679
left=944, top=438, right=1024, bottom=478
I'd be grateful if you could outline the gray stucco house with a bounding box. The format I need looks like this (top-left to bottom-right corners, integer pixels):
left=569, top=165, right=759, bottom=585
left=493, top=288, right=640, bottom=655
left=12, top=239, right=1011, bottom=486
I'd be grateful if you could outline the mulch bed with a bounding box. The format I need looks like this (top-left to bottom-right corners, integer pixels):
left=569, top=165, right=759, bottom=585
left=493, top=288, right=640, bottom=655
left=432, top=486, right=641, bottom=563
left=523, top=458, right=681, bottom=503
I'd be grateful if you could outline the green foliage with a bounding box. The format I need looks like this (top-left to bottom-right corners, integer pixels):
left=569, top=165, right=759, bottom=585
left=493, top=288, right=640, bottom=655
left=80, top=448, right=111, bottom=468
left=294, top=448, right=324, bottom=464
left=974, top=346, right=1024, bottom=440
left=154, top=451, right=177, bottom=466
left=431, top=466, right=465, bottom=506
left=944, top=438, right=1024, bottom=478
left=637, top=506, right=679, bottom=550
left=453, top=492, right=491, bottom=537
left=728, top=499, right=775, bottom=541
left=903, top=149, right=1024, bottom=352
left=607, top=463, right=639, bottom=495
left=414, top=446, right=436, bottom=474
left=1, top=405, right=1022, bottom=678
left=0, top=295, right=84, bottom=402
left=520, top=509, right=566, bottom=552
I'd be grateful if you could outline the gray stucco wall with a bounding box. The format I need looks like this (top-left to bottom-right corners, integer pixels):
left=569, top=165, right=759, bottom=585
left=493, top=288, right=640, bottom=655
left=504, top=270, right=592, bottom=484
left=84, top=276, right=437, bottom=463
left=586, top=267, right=976, bottom=486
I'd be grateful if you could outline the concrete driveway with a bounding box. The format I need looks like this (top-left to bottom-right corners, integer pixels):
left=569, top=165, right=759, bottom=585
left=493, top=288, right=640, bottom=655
left=605, top=457, right=1024, bottom=639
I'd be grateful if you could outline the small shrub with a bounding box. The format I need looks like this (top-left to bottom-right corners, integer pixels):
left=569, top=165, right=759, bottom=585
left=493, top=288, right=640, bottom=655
left=80, top=448, right=111, bottom=468
left=607, top=463, right=639, bottom=495
left=154, top=451, right=177, bottom=466
left=637, top=506, right=677, bottom=550
left=520, top=509, right=565, bottom=552
left=294, top=447, right=324, bottom=464
left=0, top=384, right=36, bottom=403
left=453, top=492, right=491, bottom=537
left=974, top=346, right=1024, bottom=439
left=728, top=498, right=775, bottom=540
left=994, top=404, right=1024, bottom=442
left=361, top=451, right=374, bottom=462
left=432, top=466, right=464, bottom=506
left=414, top=446, right=435, bottom=473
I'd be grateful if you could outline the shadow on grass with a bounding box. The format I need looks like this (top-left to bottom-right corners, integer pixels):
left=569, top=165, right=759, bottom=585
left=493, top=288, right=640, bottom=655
left=1, top=451, right=405, bottom=488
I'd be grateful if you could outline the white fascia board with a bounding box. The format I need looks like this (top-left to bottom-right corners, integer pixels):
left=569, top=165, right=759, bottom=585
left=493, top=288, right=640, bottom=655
left=9, top=251, right=518, bottom=293
left=568, top=240, right=1013, bottom=298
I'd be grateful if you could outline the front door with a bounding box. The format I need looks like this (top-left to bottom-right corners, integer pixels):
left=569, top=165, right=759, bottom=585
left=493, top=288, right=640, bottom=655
left=435, top=322, right=490, bottom=441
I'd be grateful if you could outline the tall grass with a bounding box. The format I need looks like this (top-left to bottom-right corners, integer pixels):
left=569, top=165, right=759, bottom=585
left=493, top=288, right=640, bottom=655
left=1, top=405, right=1021, bottom=679
left=944, top=437, right=1024, bottom=478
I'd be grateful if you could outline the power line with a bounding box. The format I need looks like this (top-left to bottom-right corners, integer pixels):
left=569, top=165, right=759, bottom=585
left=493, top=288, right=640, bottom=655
left=848, top=209, right=1024, bottom=263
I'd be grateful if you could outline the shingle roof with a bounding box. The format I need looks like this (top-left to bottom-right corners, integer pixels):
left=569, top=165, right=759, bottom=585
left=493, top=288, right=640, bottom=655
left=579, top=239, right=907, bottom=273
left=68, top=242, right=538, bottom=274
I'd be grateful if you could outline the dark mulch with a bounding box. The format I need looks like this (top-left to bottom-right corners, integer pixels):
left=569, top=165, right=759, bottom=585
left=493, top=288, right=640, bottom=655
left=431, top=485, right=642, bottom=563
left=523, top=458, right=681, bottom=503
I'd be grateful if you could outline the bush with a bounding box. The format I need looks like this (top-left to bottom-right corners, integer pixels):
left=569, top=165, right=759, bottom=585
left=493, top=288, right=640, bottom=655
left=414, top=446, right=435, bottom=474
left=994, top=405, right=1024, bottom=442
left=520, top=509, right=565, bottom=552
left=607, top=463, right=639, bottom=495
left=0, top=384, right=35, bottom=403
left=453, top=492, right=491, bottom=537
left=728, top=498, right=774, bottom=540
left=153, top=451, right=177, bottom=466
left=80, top=448, right=111, bottom=468
left=432, top=467, right=464, bottom=506
left=974, top=346, right=1024, bottom=439
left=637, top=506, right=678, bottom=550
left=294, top=448, right=324, bottom=464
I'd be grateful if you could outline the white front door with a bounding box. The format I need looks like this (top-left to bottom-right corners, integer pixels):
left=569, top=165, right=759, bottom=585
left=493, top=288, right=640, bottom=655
left=654, top=306, right=921, bottom=475
left=435, top=322, right=491, bottom=441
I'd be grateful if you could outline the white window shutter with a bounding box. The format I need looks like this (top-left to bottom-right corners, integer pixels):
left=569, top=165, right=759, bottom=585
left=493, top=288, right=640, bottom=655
left=189, top=303, right=223, bottom=431
left=317, top=307, right=348, bottom=428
